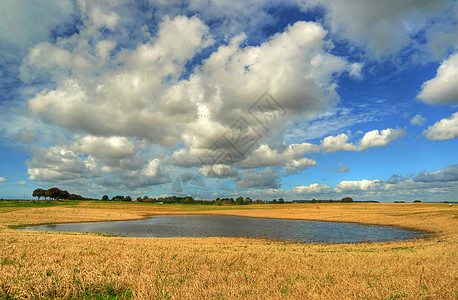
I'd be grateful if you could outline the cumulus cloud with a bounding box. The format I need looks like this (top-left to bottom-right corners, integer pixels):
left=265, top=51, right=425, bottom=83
left=97, top=170, right=171, bottom=190
left=335, top=179, right=382, bottom=192
left=321, top=133, right=357, bottom=152
left=358, top=128, right=406, bottom=150
left=236, top=143, right=319, bottom=169
left=300, top=0, right=454, bottom=58
left=284, top=158, right=317, bottom=175
left=237, top=168, right=280, bottom=189
left=26, top=145, right=102, bottom=182
left=292, top=183, right=331, bottom=194
left=23, top=14, right=356, bottom=167
left=26, top=15, right=213, bottom=146
left=410, top=114, right=427, bottom=126
left=417, top=52, right=458, bottom=105
left=413, top=164, right=458, bottom=182
left=0, top=177, right=6, bottom=182
left=423, top=112, right=458, bottom=141
left=71, top=135, right=135, bottom=160
left=199, top=164, right=238, bottom=179
left=141, top=159, right=167, bottom=179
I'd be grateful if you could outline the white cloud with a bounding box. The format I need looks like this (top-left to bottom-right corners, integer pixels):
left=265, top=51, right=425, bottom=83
left=418, top=52, right=458, bottom=105
left=335, top=179, right=382, bottom=192
left=423, top=112, right=458, bottom=141
left=236, top=143, right=319, bottom=169
left=348, top=62, right=363, bottom=79
left=17, top=181, right=27, bottom=185
left=0, top=177, right=6, bottom=182
left=199, top=164, right=238, bottom=179
left=321, top=133, right=357, bottom=152
left=300, top=0, right=454, bottom=58
left=26, top=16, right=213, bottom=146
left=358, top=128, right=406, bottom=151
left=284, top=158, right=317, bottom=175
left=71, top=135, right=135, bottom=160
left=321, top=128, right=405, bottom=153
left=140, top=159, right=167, bottom=178
left=410, top=114, right=426, bottom=126
left=292, top=183, right=331, bottom=194
left=26, top=145, right=102, bottom=182
left=237, top=168, right=279, bottom=189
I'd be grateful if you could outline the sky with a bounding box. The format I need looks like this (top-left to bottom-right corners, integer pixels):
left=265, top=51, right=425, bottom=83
left=0, top=0, right=457, bottom=202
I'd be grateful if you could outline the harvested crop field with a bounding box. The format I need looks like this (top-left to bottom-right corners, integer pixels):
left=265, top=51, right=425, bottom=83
left=0, top=201, right=456, bottom=299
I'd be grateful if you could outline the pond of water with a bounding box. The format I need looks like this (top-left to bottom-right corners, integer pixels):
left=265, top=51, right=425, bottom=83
left=25, top=215, right=425, bottom=243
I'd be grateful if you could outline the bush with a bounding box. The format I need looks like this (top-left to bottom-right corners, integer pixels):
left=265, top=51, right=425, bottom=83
left=341, top=197, right=354, bottom=203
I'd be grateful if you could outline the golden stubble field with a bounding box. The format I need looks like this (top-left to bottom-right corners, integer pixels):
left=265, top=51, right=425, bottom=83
left=0, top=202, right=456, bottom=299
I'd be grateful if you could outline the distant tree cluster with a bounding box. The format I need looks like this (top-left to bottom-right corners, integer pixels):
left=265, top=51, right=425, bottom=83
left=32, top=187, right=89, bottom=200
left=341, top=197, right=354, bottom=203
left=109, top=195, right=132, bottom=202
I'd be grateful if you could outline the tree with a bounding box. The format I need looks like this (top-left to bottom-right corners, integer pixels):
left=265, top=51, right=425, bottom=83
left=278, top=198, right=285, bottom=204
left=125, top=196, right=132, bottom=202
left=69, top=194, right=82, bottom=200
left=244, top=197, right=252, bottom=204
left=341, top=197, right=354, bottom=203
left=102, top=195, right=109, bottom=201
left=236, top=196, right=244, bottom=205
left=46, top=188, right=61, bottom=200
left=32, top=188, right=46, bottom=200
left=58, top=190, right=70, bottom=200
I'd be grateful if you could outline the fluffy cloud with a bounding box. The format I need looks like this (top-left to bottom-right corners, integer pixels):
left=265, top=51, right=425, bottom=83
left=321, top=133, right=357, bottom=152
left=23, top=14, right=356, bottom=167
left=413, top=164, right=458, bottom=182
left=236, top=143, right=319, bottom=169
left=410, top=114, right=426, bottom=126
left=17, top=181, right=27, bottom=185
left=26, top=145, right=102, bottom=182
left=0, top=177, right=6, bottom=182
left=199, top=164, right=238, bottom=179
left=335, top=179, right=382, bottom=192
left=292, top=183, right=331, bottom=194
left=300, top=0, right=454, bottom=58
left=417, top=53, right=458, bottom=105
left=141, top=159, right=167, bottom=178
left=284, top=158, right=317, bottom=175
left=71, top=135, right=135, bottom=160
left=358, top=128, right=406, bottom=150
left=26, top=16, right=212, bottom=146
left=423, top=112, right=458, bottom=141
left=237, top=168, right=279, bottom=189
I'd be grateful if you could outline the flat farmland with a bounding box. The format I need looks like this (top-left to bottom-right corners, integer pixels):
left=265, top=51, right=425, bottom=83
left=0, top=202, right=456, bottom=299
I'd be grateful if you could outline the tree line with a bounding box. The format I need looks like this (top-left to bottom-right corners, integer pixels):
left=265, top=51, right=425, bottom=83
left=32, top=188, right=355, bottom=204
left=32, top=188, right=92, bottom=200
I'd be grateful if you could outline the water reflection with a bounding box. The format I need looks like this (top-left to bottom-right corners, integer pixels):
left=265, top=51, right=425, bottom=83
left=25, top=215, right=423, bottom=243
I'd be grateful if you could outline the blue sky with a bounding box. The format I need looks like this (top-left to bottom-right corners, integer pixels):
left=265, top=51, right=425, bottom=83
left=0, top=0, right=457, bottom=202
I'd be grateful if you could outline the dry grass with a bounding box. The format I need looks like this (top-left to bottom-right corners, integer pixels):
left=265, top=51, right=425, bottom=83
left=0, top=202, right=456, bottom=299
